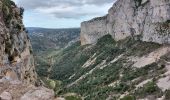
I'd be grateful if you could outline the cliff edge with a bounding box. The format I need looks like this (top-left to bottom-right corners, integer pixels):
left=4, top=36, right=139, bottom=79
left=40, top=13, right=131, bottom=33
left=0, top=0, right=37, bottom=84
left=0, top=0, right=56, bottom=100
left=81, top=0, right=170, bottom=45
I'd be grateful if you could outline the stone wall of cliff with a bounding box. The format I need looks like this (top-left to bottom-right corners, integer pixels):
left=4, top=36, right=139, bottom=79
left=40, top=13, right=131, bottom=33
left=0, top=0, right=37, bottom=84
left=80, top=0, right=170, bottom=45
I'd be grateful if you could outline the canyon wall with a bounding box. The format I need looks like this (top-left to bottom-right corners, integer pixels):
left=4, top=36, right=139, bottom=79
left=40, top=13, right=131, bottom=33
left=0, top=0, right=37, bottom=84
left=0, top=1, right=56, bottom=99
left=80, top=0, right=170, bottom=45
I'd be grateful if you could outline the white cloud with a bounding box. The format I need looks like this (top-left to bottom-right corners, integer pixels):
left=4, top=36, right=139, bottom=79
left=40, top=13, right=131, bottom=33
left=16, top=0, right=116, bottom=19
left=35, top=3, right=112, bottom=18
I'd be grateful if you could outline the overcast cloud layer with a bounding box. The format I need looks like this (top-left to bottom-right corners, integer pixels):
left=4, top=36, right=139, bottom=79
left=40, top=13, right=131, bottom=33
left=17, top=0, right=114, bottom=19
left=12, top=0, right=116, bottom=28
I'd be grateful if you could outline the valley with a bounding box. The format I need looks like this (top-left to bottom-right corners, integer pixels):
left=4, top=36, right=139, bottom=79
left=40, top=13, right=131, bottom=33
left=31, top=34, right=170, bottom=100
left=0, top=0, right=169, bottom=100
left=27, top=0, right=170, bottom=99
left=27, top=27, right=80, bottom=54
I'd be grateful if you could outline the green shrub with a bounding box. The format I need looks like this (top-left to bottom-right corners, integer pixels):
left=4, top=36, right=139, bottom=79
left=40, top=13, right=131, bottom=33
left=166, top=20, right=170, bottom=23
left=48, top=80, right=56, bottom=89
left=121, top=63, right=158, bottom=82
left=165, top=90, right=170, bottom=100
left=3, top=0, right=16, bottom=7
left=135, top=81, right=162, bottom=98
left=144, top=81, right=157, bottom=93
left=120, top=95, right=136, bottom=100
left=134, top=0, right=142, bottom=7
left=96, top=34, right=115, bottom=46
left=65, top=95, right=82, bottom=100
left=114, top=82, right=129, bottom=93
left=2, top=0, right=16, bottom=26
left=15, top=23, right=22, bottom=30
left=35, top=34, right=164, bottom=99
left=20, top=7, right=24, bottom=16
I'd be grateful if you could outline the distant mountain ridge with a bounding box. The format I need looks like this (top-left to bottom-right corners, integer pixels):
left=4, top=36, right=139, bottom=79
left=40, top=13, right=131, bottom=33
left=27, top=27, right=80, bottom=53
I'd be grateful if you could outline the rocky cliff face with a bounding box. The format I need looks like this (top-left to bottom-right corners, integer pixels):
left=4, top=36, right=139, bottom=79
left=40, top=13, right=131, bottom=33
left=0, top=1, right=56, bottom=99
left=81, top=0, right=170, bottom=45
left=0, top=0, right=37, bottom=84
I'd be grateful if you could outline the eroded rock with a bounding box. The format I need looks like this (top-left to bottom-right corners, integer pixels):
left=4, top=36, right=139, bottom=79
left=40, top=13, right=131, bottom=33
left=0, top=91, right=12, bottom=100
left=0, top=0, right=37, bottom=84
left=81, top=0, right=170, bottom=45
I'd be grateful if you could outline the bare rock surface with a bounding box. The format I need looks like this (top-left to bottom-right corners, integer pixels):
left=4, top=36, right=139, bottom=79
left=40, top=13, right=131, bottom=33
left=0, top=0, right=55, bottom=100
left=0, top=0, right=37, bottom=84
left=81, top=0, right=170, bottom=45
left=0, top=79, right=54, bottom=100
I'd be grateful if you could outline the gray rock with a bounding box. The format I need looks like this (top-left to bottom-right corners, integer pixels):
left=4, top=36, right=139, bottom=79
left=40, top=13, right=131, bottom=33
left=20, top=87, right=55, bottom=100
left=0, top=91, right=12, bottom=100
left=0, top=0, right=37, bottom=84
left=80, top=0, right=170, bottom=45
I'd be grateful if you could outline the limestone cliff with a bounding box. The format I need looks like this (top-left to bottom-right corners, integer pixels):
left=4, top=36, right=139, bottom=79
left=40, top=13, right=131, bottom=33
left=0, top=0, right=37, bottom=84
left=81, top=0, right=170, bottom=45
left=0, top=1, right=56, bottom=100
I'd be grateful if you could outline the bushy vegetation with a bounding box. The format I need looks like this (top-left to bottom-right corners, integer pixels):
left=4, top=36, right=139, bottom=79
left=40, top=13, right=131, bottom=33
left=161, top=53, right=170, bottom=62
left=65, top=61, right=124, bottom=99
left=121, top=63, right=161, bottom=82
left=36, top=34, right=122, bottom=84
left=20, top=7, right=24, bottom=17
left=50, top=41, right=94, bottom=82
left=165, top=90, right=170, bottom=100
left=134, top=0, right=142, bottom=7
left=2, top=0, right=16, bottom=26
left=117, top=36, right=161, bottom=57
left=134, top=81, right=163, bottom=99
left=34, top=34, right=164, bottom=99
left=113, top=82, right=130, bottom=93
left=65, top=95, right=82, bottom=100
left=3, top=0, right=15, bottom=7
left=120, top=95, right=136, bottom=100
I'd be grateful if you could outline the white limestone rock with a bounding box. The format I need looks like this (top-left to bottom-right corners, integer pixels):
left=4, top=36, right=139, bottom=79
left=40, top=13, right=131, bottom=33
left=80, top=0, right=170, bottom=45
left=0, top=92, right=12, bottom=100
left=20, top=87, right=55, bottom=100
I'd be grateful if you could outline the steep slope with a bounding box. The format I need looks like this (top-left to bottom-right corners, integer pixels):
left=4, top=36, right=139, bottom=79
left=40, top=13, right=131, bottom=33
left=0, top=0, right=55, bottom=99
left=81, top=0, right=170, bottom=45
left=39, top=34, right=170, bottom=100
left=0, top=0, right=36, bottom=84
left=27, top=27, right=80, bottom=79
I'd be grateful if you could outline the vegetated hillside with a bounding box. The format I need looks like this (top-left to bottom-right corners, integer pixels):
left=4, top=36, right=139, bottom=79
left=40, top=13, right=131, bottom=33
left=37, top=34, right=170, bottom=100
left=27, top=27, right=80, bottom=53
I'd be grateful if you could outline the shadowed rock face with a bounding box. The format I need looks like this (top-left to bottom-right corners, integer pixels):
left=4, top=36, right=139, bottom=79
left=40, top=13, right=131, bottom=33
left=81, top=0, right=170, bottom=45
left=0, top=0, right=37, bottom=84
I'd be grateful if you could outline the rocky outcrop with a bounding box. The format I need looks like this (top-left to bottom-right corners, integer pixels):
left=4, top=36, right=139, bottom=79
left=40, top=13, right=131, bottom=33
left=80, top=0, right=170, bottom=45
left=0, top=0, right=56, bottom=99
left=0, top=80, right=55, bottom=100
left=0, top=0, right=37, bottom=84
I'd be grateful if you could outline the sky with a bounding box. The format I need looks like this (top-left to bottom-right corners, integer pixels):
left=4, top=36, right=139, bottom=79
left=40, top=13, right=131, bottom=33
left=12, top=0, right=115, bottom=28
